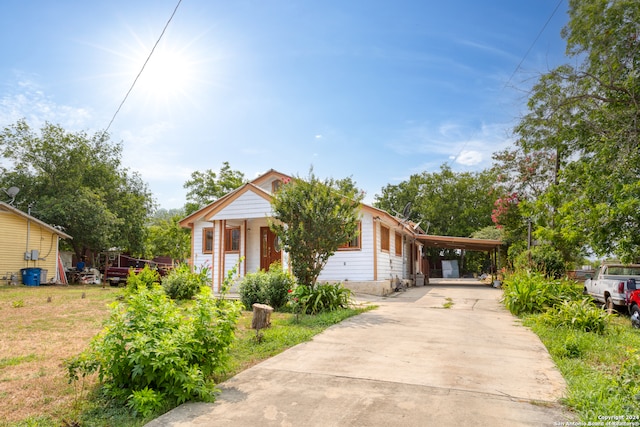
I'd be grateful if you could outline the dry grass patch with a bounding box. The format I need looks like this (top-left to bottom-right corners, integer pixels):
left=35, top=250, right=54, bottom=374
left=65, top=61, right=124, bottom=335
left=0, top=284, right=116, bottom=425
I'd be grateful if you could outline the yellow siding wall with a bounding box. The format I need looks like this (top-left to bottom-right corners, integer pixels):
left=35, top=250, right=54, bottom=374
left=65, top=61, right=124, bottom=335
left=0, top=211, right=60, bottom=283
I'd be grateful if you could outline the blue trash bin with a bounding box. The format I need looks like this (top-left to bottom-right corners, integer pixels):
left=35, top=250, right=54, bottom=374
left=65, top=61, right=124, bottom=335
left=21, top=268, right=42, bottom=286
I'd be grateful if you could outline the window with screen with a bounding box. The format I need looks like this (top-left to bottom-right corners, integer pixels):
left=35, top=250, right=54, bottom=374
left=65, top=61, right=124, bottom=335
left=225, top=227, right=240, bottom=252
left=380, top=225, right=390, bottom=252
left=202, top=228, right=213, bottom=254
left=339, top=222, right=361, bottom=250
left=395, top=232, right=402, bottom=256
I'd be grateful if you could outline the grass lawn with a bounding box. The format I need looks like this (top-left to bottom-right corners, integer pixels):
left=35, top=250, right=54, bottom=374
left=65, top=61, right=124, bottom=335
left=0, top=284, right=115, bottom=426
left=0, top=284, right=373, bottom=427
left=524, top=312, right=640, bottom=421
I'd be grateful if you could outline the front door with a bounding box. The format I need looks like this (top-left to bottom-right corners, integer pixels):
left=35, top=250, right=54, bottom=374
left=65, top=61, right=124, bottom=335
left=260, top=227, right=281, bottom=271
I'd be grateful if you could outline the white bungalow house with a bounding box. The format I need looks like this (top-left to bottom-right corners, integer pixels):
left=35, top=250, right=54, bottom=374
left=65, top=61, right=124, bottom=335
left=179, top=169, right=425, bottom=296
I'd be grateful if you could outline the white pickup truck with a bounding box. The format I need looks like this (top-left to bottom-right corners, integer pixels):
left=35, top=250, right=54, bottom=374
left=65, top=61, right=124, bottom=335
left=584, top=263, right=640, bottom=312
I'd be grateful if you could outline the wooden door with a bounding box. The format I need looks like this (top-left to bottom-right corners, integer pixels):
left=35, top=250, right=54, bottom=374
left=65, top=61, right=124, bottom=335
left=260, top=227, right=281, bottom=271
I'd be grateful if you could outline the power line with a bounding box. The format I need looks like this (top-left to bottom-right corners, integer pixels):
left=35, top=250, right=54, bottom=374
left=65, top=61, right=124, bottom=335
left=448, top=0, right=564, bottom=167
left=504, top=0, right=564, bottom=90
left=100, top=0, right=183, bottom=141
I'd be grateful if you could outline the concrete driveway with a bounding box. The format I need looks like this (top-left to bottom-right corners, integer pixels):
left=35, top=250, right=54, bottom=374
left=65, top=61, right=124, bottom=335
left=147, top=280, right=575, bottom=426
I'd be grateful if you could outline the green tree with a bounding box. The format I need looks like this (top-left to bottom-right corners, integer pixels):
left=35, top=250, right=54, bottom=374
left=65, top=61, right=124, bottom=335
left=0, top=120, right=154, bottom=259
left=513, top=0, right=640, bottom=262
left=270, top=171, right=363, bottom=288
left=374, top=165, right=496, bottom=238
left=183, top=162, right=246, bottom=214
left=145, top=208, right=190, bottom=261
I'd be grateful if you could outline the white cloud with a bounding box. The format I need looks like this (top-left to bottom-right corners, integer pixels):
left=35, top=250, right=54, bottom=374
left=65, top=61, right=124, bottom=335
left=0, top=73, right=92, bottom=129
left=387, top=120, right=514, bottom=171
left=455, top=150, right=483, bottom=166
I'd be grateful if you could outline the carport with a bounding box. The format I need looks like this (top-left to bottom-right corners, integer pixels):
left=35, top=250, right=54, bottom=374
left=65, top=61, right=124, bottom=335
left=414, top=234, right=503, bottom=282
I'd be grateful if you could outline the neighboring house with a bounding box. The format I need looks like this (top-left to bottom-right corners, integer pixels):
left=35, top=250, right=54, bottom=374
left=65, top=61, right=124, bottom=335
left=0, top=201, right=72, bottom=284
left=180, top=169, right=426, bottom=296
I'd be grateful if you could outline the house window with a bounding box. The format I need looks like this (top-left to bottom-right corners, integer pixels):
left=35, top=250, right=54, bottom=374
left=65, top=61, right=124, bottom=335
left=339, top=222, right=361, bottom=250
left=395, top=232, right=402, bottom=256
left=225, top=227, right=241, bottom=252
left=380, top=225, right=390, bottom=252
left=272, top=179, right=282, bottom=192
left=203, top=228, right=213, bottom=254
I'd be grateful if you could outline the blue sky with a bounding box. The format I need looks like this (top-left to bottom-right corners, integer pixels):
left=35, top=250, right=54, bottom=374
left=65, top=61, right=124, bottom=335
left=0, top=0, right=569, bottom=210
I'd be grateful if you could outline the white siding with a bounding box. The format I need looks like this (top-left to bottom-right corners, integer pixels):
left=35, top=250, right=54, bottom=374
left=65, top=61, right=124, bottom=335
left=191, top=220, right=215, bottom=288
left=255, top=178, right=278, bottom=193
left=223, top=253, right=241, bottom=292
left=212, top=191, right=273, bottom=220
left=375, top=221, right=406, bottom=282
left=244, top=218, right=269, bottom=274
left=319, top=214, right=375, bottom=282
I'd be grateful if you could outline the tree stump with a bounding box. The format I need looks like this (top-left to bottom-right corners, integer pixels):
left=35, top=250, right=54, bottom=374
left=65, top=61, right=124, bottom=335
left=251, top=303, right=274, bottom=330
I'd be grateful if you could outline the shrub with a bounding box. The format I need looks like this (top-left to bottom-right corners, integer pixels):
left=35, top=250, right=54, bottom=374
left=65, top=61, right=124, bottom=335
left=238, top=271, right=268, bottom=310
left=289, top=283, right=353, bottom=315
left=125, top=265, right=161, bottom=290
left=261, top=264, right=296, bottom=310
left=238, top=263, right=296, bottom=310
left=66, top=265, right=242, bottom=417
left=543, top=298, right=610, bottom=334
left=162, top=263, right=209, bottom=300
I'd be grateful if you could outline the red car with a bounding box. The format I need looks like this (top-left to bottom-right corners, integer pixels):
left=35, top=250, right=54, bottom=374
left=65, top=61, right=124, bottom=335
left=625, top=280, right=640, bottom=328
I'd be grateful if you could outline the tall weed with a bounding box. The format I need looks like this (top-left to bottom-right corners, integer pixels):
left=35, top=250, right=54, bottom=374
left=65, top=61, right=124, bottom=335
left=501, top=270, right=582, bottom=315
left=543, top=298, right=610, bottom=334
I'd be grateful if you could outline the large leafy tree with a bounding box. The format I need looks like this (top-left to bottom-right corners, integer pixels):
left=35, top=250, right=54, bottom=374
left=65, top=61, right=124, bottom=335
left=374, top=165, right=496, bottom=238
left=183, top=161, right=246, bottom=214
left=270, top=171, right=364, bottom=288
left=145, top=208, right=191, bottom=262
left=511, top=0, right=640, bottom=262
left=0, top=120, right=154, bottom=259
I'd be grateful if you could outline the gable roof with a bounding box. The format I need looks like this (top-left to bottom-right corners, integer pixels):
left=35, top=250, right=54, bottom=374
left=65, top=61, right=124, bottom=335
left=0, top=201, right=72, bottom=239
left=179, top=168, right=289, bottom=226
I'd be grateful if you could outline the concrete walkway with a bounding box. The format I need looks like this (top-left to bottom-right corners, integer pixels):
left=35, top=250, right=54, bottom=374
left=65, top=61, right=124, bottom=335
left=147, top=281, right=575, bottom=426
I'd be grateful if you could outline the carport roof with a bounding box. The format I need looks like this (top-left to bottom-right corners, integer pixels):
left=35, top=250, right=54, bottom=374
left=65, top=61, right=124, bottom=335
left=414, top=234, right=503, bottom=251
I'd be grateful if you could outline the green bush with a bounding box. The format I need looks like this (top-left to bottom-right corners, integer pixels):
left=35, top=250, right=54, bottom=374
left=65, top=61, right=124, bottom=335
left=543, top=298, right=610, bottom=334
left=238, top=270, right=268, bottom=309
left=66, top=269, right=242, bottom=417
left=289, top=283, right=353, bottom=315
left=513, top=245, right=566, bottom=278
left=501, top=270, right=582, bottom=316
left=238, top=263, right=296, bottom=310
left=125, top=265, right=161, bottom=290
left=162, top=263, right=209, bottom=300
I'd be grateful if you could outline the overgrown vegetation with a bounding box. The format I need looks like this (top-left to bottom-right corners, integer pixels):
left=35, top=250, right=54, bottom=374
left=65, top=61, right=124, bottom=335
left=238, top=262, right=295, bottom=310
left=502, top=269, right=640, bottom=420
left=501, top=270, right=582, bottom=316
left=66, top=268, right=242, bottom=418
left=1, top=276, right=371, bottom=426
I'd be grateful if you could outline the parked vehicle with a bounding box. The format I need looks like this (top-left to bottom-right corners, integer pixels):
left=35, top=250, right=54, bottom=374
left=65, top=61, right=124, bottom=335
left=584, top=263, right=640, bottom=312
left=627, top=289, right=640, bottom=328
left=102, top=254, right=171, bottom=286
